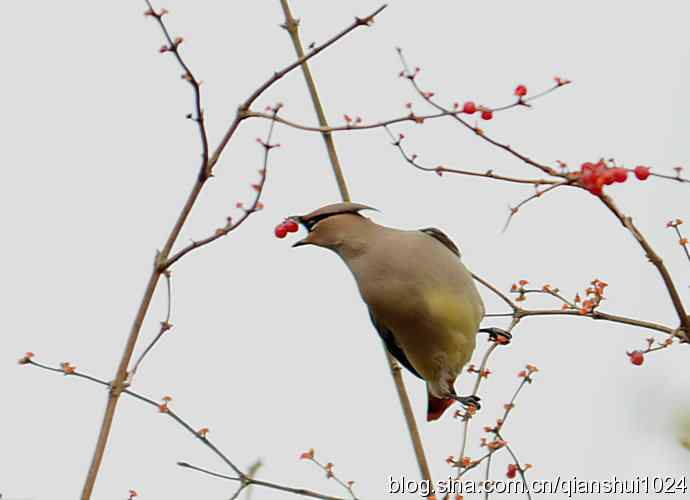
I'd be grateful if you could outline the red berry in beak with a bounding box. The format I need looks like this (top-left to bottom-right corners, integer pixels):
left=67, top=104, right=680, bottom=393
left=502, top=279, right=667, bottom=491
left=274, top=225, right=288, bottom=239
left=284, top=219, right=299, bottom=233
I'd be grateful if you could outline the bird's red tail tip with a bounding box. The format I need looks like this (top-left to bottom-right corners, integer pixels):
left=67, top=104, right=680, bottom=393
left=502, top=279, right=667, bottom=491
left=427, top=394, right=454, bottom=422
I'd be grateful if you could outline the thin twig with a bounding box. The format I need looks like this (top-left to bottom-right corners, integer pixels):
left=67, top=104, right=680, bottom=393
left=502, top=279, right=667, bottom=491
left=177, top=462, right=347, bottom=500
left=472, top=273, right=517, bottom=311
left=453, top=365, right=535, bottom=493
left=483, top=453, right=492, bottom=500
left=455, top=318, right=518, bottom=481
left=384, top=126, right=559, bottom=186
left=497, top=434, right=533, bottom=500
left=165, top=106, right=280, bottom=268
left=518, top=308, right=677, bottom=336
left=396, top=48, right=566, bottom=178
left=668, top=221, right=690, bottom=264
left=220, top=3, right=388, bottom=168
left=27, top=359, right=244, bottom=476
left=476, top=272, right=678, bottom=336
left=599, top=193, right=690, bottom=339
left=129, top=271, right=173, bottom=381
left=144, top=1, right=209, bottom=179
left=228, top=483, right=248, bottom=500
left=302, top=457, right=357, bottom=500
left=651, top=171, right=690, bottom=184
left=247, top=108, right=470, bottom=133
left=502, top=181, right=573, bottom=232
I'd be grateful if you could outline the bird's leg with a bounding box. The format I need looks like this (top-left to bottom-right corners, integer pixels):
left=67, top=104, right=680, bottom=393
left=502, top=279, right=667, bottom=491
left=451, top=394, right=481, bottom=410
left=478, top=327, right=512, bottom=344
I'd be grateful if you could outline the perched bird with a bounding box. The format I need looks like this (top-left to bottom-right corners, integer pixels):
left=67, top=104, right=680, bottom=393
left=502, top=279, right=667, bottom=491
left=290, top=202, right=507, bottom=421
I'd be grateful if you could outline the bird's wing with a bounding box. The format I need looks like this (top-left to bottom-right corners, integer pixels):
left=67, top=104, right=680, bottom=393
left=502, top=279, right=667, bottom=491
left=419, top=227, right=461, bottom=257
left=368, top=309, right=422, bottom=379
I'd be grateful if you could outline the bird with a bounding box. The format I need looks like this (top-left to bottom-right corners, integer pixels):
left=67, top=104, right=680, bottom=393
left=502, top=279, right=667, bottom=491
left=289, top=202, right=509, bottom=421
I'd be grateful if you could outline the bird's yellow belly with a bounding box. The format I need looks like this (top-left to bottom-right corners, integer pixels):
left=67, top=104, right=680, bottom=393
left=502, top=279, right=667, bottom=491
left=387, top=289, right=481, bottom=383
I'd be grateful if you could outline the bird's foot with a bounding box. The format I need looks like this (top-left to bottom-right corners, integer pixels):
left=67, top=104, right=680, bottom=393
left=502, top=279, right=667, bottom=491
left=452, top=394, right=481, bottom=411
left=479, top=327, right=512, bottom=345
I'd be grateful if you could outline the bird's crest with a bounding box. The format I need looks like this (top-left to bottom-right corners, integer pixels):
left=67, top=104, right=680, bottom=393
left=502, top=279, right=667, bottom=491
left=295, top=202, right=377, bottom=231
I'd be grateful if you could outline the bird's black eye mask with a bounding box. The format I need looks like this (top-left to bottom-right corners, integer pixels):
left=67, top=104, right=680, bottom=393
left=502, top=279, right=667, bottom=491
left=299, top=211, right=362, bottom=232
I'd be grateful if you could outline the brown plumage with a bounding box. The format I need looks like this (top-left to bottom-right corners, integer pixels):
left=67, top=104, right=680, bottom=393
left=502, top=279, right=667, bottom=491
left=291, top=202, right=485, bottom=421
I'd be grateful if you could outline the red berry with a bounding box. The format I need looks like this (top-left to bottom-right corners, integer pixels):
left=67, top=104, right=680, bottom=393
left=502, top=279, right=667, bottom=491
left=602, top=169, right=616, bottom=185
left=634, top=165, right=650, bottom=180
left=462, top=101, right=477, bottom=114
left=588, top=180, right=604, bottom=196
left=594, top=160, right=607, bottom=174
left=629, top=350, right=644, bottom=366
left=612, top=168, right=628, bottom=183
left=514, top=84, right=527, bottom=97
left=284, top=219, right=299, bottom=233
left=581, top=162, right=595, bottom=173
left=481, top=110, right=493, bottom=121
left=506, top=464, right=518, bottom=479
left=580, top=171, right=594, bottom=188
left=274, top=225, right=288, bottom=239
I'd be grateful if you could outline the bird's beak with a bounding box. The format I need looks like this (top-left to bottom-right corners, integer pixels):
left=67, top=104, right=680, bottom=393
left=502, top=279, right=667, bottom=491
left=292, top=230, right=315, bottom=248
left=291, top=236, right=312, bottom=248
left=289, top=215, right=313, bottom=248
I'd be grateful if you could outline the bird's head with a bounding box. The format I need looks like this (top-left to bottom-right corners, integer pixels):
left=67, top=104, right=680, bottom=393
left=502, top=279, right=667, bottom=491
left=289, top=202, right=377, bottom=251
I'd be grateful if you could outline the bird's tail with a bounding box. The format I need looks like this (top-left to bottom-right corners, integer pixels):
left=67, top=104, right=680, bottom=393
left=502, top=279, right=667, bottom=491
left=427, top=390, right=454, bottom=422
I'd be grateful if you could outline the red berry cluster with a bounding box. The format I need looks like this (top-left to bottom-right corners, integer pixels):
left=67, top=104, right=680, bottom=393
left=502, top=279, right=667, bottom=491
left=275, top=219, right=299, bottom=238
left=578, top=161, right=651, bottom=196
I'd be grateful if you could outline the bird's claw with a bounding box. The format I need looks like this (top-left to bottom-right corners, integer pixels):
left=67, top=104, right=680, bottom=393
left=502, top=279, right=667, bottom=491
left=479, top=327, right=512, bottom=345
left=453, top=394, right=481, bottom=410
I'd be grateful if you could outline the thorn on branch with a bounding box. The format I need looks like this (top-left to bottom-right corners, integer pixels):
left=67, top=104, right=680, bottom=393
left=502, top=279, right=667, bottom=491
left=355, top=15, right=374, bottom=26
left=144, top=7, right=168, bottom=19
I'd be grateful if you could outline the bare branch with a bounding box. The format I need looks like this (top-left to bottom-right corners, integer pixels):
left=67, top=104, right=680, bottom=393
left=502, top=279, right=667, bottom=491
left=599, top=193, right=690, bottom=339
left=246, top=108, right=460, bottom=133
left=129, top=270, right=173, bottom=381
left=478, top=275, right=678, bottom=337
left=384, top=126, right=560, bottom=186
left=164, top=106, right=281, bottom=269
left=396, top=48, right=567, bottom=178
left=212, top=3, right=389, bottom=170
left=178, top=461, right=348, bottom=500
left=502, top=181, right=573, bottom=232
left=668, top=219, right=690, bottom=264
left=279, top=0, right=350, bottom=199
left=144, top=1, right=209, bottom=178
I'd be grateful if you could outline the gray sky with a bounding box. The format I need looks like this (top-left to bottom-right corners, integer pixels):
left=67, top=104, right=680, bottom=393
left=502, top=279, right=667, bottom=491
left=2, top=1, right=690, bottom=498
